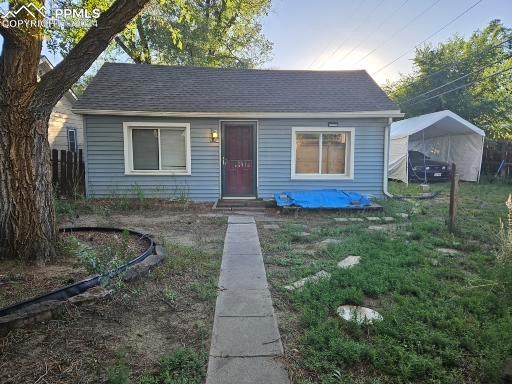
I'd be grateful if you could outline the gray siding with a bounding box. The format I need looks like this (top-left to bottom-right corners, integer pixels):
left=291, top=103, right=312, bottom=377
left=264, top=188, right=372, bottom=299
left=85, top=116, right=387, bottom=201
left=258, top=119, right=387, bottom=199
left=85, top=116, right=220, bottom=201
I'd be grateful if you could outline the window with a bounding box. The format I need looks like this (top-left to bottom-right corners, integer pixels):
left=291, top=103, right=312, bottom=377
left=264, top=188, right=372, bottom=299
left=67, top=128, right=77, bottom=152
left=123, top=122, right=191, bottom=175
left=291, top=127, right=354, bottom=179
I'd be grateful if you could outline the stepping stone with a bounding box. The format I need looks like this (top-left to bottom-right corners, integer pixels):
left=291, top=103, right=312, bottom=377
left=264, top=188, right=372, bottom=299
left=334, top=218, right=349, bottom=223
left=368, top=225, right=386, bottom=231
left=337, top=255, right=361, bottom=269
left=436, top=247, right=460, bottom=255
left=397, top=213, right=409, bottom=219
left=336, top=305, right=383, bottom=324
left=284, top=270, right=331, bottom=291
left=383, top=217, right=395, bottom=222
left=264, top=224, right=280, bottom=230
left=348, top=218, right=364, bottom=222
left=318, top=238, right=342, bottom=247
left=366, top=217, right=381, bottom=222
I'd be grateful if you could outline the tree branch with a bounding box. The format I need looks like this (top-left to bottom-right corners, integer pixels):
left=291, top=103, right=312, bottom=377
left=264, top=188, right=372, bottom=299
left=136, top=16, right=151, bottom=64
left=33, top=0, right=150, bottom=113
left=115, top=36, right=142, bottom=63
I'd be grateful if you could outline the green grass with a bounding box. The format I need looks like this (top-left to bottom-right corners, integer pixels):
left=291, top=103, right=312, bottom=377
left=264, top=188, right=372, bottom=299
left=264, top=181, right=512, bottom=383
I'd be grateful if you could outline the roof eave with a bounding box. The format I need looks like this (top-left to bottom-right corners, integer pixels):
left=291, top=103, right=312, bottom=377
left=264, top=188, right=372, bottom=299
left=72, top=109, right=404, bottom=118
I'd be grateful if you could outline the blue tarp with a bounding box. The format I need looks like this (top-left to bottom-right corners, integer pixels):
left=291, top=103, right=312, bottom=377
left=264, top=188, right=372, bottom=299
left=274, top=189, right=372, bottom=209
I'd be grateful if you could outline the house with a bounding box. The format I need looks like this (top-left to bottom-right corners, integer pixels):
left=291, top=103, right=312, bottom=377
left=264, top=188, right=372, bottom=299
left=73, top=63, right=403, bottom=202
left=39, top=56, right=83, bottom=152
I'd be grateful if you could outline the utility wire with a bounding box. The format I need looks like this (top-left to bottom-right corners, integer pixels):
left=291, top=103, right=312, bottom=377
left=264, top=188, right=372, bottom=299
left=336, top=0, right=410, bottom=66
left=403, top=53, right=512, bottom=104
left=315, top=0, right=386, bottom=69
left=406, top=65, right=512, bottom=106
left=373, top=0, right=484, bottom=75
left=306, top=0, right=366, bottom=69
left=354, top=0, right=442, bottom=66
left=403, top=35, right=512, bottom=88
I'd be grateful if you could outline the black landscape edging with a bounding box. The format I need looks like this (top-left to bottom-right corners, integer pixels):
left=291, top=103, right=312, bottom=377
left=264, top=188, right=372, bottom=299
left=0, top=227, right=155, bottom=318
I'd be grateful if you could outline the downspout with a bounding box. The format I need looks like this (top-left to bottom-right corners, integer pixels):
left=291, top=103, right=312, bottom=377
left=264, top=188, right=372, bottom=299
left=82, top=114, right=90, bottom=198
left=383, top=117, right=393, bottom=198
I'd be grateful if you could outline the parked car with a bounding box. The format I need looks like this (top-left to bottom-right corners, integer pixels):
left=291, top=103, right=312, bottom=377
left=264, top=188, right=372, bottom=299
left=408, top=150, right=451, bottom=182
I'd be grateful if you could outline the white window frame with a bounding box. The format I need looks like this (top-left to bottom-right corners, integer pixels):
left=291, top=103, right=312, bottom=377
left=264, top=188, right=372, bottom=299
left=123, top=122, right=192, bottom=176
left=291, top=127, right=355, bottom=180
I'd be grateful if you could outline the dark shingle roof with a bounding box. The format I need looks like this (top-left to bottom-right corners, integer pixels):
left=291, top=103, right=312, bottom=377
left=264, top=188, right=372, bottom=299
left=74, top=63, right=398, bottom=113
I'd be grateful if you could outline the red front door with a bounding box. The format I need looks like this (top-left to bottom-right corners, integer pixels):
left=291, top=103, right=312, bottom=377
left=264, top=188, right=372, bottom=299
left=222, top=123, right=255, bottom=197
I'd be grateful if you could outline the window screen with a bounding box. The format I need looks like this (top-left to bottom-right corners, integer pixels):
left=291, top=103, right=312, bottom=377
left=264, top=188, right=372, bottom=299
left=132, top=129, right=159, bottom=170
left=160, top=129, right=186, bottom=170
left=295, top=133, right=320, bottom=174
left=322, top=133, right=346, bottom=174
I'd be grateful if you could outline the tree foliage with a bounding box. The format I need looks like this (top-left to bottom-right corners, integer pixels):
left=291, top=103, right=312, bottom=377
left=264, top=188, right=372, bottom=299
left=48, top=0, right=272, bottom=69
left=385, top=20, right=512, bottom=140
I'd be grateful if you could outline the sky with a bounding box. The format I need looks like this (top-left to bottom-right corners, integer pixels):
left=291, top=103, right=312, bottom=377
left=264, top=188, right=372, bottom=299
left=1, top=0, right=511, bottom=85
left=261, top=0, right=512, bottom=84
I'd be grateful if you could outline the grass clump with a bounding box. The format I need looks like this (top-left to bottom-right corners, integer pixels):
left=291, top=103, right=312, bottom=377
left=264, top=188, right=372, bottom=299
left=142, top=348, right=206, bottom=384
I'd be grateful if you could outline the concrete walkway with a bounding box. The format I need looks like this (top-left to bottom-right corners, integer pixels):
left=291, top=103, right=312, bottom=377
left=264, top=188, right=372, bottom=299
left=206, top=216, right=289, bottom=384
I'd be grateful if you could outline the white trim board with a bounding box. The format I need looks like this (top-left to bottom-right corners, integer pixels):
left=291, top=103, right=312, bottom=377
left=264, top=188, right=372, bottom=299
left=74, top=109, right=404, bottom=118
left=291, top=127, right=355, bottom=180
left=122, top=122, right=192, bottom=176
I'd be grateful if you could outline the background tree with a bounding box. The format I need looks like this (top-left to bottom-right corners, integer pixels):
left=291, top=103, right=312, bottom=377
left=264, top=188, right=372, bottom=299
left=385, top=20, right=512, bottom=140
left=48, top=0, right=272, bottom=69
left=0, top=0, right=150, bottom=261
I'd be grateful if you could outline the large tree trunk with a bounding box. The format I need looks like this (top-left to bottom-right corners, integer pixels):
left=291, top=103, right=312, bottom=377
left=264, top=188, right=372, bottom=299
left=0, top=20, right=56, bottom=261
left=0, top=110, right=56, bottom=261
left=0, top=0, right=150, bottom=261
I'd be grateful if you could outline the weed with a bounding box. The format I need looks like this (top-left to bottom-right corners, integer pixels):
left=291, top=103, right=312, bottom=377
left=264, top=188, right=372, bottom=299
left=108, top=353, right=131, bottom=384
left=163, top=287, right=178, bottom=304
left=133, top=183, right=145, bottom=205
left=190, top=278, right=217, bottom=303
left=140, top=348, right=207, bottom=384
left=61, top=230, right=136, bottom=275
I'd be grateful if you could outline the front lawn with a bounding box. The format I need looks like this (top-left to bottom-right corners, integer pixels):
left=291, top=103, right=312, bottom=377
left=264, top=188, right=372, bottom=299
left=0, top=204, right=226, bottom=384
left=260, top=181, right=512, bottom=383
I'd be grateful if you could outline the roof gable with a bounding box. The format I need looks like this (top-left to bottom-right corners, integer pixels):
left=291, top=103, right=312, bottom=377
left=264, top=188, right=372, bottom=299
left=74, top=63, right=399, bottom=115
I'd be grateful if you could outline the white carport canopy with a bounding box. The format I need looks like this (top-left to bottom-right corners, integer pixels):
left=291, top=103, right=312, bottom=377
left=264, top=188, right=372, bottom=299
left=388, top=110, right=485, bottom=183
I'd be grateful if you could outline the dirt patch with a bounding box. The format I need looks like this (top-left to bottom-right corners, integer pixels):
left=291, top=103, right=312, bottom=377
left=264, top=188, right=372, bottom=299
left=0, top=231, right=151, bottom=310
left=0, top=209, right=226, bottom=383
left=0, top=260, right=89, bottom=309
left=61, top=230, right=149, bottom=257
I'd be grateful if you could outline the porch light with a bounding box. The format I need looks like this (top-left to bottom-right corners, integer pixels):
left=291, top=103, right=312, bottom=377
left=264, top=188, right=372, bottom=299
left=210, top=129, right=219, bottom=143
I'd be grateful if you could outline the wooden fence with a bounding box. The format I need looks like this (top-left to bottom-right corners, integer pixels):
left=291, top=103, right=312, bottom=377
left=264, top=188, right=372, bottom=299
left=481, top=141, right=512, bottom=177
left=51, top=149, right=85, bottom=197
